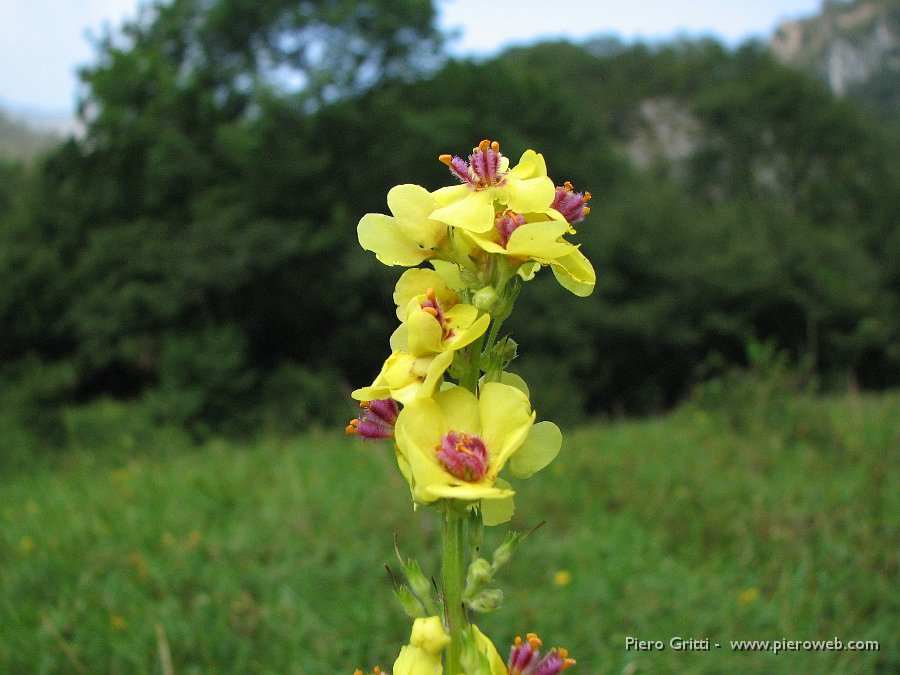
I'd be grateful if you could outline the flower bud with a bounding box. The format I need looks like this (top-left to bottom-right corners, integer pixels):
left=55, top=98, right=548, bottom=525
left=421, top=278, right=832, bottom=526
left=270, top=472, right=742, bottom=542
left=401, top=557, right=435, bottom=611
left=473, top=286, right=499, bottom=312
left=466, top=588, right=504, bottom=613
left=491, top=531, right=521, bottom=573
left=394, top=584, right=427, bottom=619
left=465, top=557, right=493, bottom=595
left=409, top=616, right=451, bottom=655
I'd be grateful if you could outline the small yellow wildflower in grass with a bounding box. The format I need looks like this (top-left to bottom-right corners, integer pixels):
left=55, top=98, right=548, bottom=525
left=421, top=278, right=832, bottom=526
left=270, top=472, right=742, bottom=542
left=553, top=569, right=573, bottom=588
left=737, top=587, right=760, bottom=605
left=110, top=614, right=128, bottom=631
left=127, top=552, right=150, bottom=581
left=18, top=535, right=35, bottom=555
left=186, top=530, right=202, bottom=549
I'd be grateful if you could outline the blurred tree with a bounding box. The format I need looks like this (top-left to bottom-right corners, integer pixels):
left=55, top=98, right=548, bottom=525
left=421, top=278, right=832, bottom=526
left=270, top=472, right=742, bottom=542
left=2, top=21, right=898, bottom=433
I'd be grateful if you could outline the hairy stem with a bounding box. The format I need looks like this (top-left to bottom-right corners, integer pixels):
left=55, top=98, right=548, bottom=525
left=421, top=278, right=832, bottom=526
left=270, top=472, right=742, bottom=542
left=442, top=503, right=466, bottom=672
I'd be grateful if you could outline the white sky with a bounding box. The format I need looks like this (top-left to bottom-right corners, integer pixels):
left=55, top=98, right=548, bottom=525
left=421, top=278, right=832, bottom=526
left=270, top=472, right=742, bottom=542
left=0, top=0, right=823, bottom=115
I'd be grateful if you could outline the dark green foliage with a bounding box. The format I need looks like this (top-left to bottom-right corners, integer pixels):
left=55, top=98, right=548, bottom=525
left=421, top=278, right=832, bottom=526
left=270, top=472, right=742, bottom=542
left=1, top=1, right=898, bottom=433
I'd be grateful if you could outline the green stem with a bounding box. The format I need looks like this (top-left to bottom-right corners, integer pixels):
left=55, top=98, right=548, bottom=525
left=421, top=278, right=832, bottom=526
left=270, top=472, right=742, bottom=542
left=442, top=502, right=466, bottom=673
left=460, top=335, right=484, bottom=394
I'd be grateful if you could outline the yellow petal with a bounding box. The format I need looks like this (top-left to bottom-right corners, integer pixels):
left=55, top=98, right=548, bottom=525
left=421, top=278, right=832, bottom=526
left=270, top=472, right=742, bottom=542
left=429, top=190, right=496, bottom=233
left=478, top=382, right=534, bottom=470
left=551, top=248, right=596, bottom=297
left=358, top=213, right=432, bottom=266
left=410, top=616, right=451, bottom=655
left=432, top=183, right=471, bottom=206
left=504, top=175, right=555, bottom=214
left=389, top=323, right=408, bottom=351
left=480, top=478, right=515, bottom=526
left=517, top=260, right=541, bottom=281
left=508, top=421, right=562, bottom=479
left=429, top=260, right=465, bottom=291
left=507, top=149, right=547, bottom=180
left=396, top=397, right=445, bottom=472
left=505, top=221, right=574, bottom=260
left=405, top=309, right=444, bottom=355
left=442, top=307, right=490, bottom=351
left=394, top=269, right=457, bottom=321
left=434, top=386, right=480, bottom=433
left=496, top=371, right=530, bottom=397
left=424, top=482, right=514, bottom=502
left=387, top=184, right=447, bottom=249
left=393, top=643, right=443, bottom=675
left=472, top=625, right=509, bottom=675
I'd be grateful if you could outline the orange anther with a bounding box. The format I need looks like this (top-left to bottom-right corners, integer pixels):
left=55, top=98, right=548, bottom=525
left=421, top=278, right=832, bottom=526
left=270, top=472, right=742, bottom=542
left=438, top=154, right=453, bottom=166
left=422, top=307, right=439, bottom=318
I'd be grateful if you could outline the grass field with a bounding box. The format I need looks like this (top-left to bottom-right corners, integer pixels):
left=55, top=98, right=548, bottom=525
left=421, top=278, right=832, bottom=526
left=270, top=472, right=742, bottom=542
left=1, top=385, right=897, bottom=673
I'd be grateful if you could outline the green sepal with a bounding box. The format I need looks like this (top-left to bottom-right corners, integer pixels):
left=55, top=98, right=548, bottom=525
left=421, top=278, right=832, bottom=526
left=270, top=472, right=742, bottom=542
left=465, top=587, right=504, bottom=613
left=468, top=505, right=484, bottom=553
left=463, top=557, right=493, bottom=600
left=393, top=583, right=427, bottom=619
left=491, top=530, right=521, bottom=573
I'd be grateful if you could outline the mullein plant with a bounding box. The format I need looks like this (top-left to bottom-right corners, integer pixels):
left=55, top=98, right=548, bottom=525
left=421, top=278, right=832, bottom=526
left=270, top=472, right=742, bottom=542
left=348, top=140, right=593, bottom=675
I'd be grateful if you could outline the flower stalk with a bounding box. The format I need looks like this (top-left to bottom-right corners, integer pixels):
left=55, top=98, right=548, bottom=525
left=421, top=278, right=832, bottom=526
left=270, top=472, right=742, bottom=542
left=349, top=139, right=589, bottom=673
left=441, top=501, right=467, bottom=673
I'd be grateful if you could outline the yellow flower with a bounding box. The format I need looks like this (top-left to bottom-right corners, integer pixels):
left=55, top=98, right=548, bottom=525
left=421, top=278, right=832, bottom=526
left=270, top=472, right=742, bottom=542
left=430, top=141, right=556, bottom=235
left=353, top=270, right=489, bottom=405
left=394, top=383, right=535, bottom=505
left=471, top=625, right=509, bottom=675
left=393, top=616, right=451, bottom=675
left=390, top=269, right=490, bottom=357
left=352, top=350, right=453, bottom=406
left=458, top=208, right=595, bottom=297
left=358, top=184, right=448, bottom=266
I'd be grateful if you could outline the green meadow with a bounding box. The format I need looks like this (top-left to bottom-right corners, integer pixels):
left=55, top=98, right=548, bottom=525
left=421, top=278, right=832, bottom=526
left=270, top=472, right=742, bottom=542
left=2, top=385, right=897, bottom=674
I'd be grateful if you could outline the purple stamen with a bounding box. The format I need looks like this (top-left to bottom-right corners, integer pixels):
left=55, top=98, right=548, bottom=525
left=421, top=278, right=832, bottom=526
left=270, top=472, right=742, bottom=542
left=508, top=641, right=540, bottom=673
left=508, top=635, right=575, bottom=675
left=439, top=140, right=507, bottom=190
left=534, top=652, right=567, bottom=675
left=495, top=210, right=526, bottom=248
left=447, top=156, right=474, bottom=185
left=347, top=398, right=400, bottom=440
left=436, top=431, right=488, bottom=482
left=551, top=182, right=591, bottom=225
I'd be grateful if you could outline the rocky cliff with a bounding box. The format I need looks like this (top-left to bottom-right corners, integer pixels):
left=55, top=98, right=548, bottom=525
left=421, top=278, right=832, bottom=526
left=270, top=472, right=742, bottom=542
left=770, top=0, right=899, bottom=100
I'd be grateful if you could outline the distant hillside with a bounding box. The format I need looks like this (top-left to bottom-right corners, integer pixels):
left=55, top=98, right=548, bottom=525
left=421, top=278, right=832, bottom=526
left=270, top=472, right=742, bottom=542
left=0, top=108, right=64, bottom=162
left=770, top=0, right=899, bottom=120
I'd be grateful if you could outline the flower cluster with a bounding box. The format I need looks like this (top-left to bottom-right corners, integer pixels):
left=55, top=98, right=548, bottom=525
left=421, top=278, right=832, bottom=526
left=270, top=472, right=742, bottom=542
left=349, top=140, right=590, bottom=674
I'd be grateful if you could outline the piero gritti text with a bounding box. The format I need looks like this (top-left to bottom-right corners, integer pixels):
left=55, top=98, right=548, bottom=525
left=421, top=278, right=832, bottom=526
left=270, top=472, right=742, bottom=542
left=626, top=637, right=714, bottom=651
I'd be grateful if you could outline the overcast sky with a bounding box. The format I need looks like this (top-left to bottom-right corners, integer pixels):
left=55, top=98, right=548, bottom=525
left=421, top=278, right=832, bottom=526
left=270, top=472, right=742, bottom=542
left=0, top=0, right=823, bottom=115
